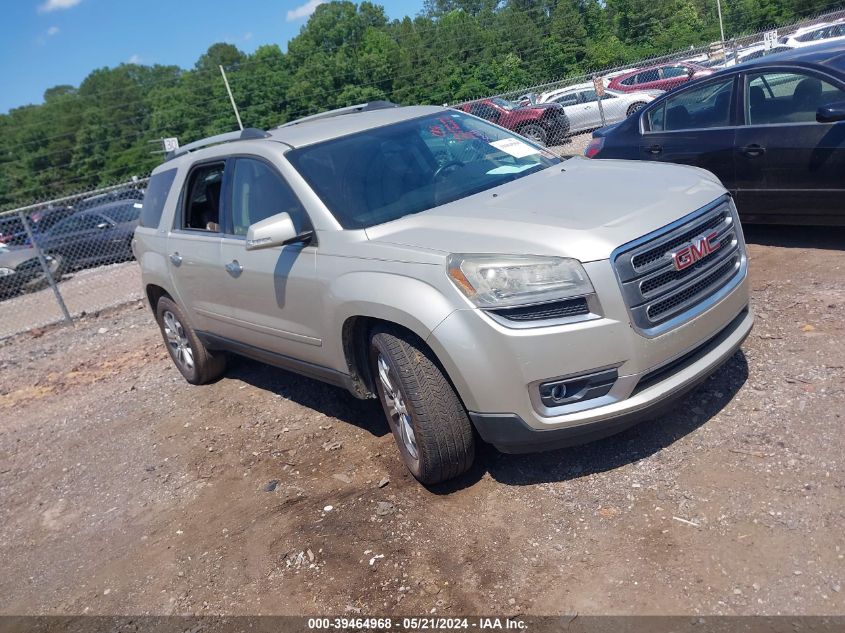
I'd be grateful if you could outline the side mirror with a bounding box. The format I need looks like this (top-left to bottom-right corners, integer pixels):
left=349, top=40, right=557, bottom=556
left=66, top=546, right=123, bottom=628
left=245, top=212, right=312, bottom=251
left=817, top=100, right=845, bottom=123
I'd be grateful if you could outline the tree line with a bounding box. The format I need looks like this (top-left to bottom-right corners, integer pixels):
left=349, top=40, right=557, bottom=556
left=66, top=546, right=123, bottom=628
left=0, top=0, right=838, bottom=209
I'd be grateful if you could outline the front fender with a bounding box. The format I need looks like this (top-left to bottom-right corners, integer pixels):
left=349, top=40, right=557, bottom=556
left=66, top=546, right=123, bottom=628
left=329, top=270, right=457, bottom=344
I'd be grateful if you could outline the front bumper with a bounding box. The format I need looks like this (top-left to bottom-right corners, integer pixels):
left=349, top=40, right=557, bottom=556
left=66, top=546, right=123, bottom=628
left=469, top=307, right=751, bottom=452
left=426, top=257, right=752, bottom=453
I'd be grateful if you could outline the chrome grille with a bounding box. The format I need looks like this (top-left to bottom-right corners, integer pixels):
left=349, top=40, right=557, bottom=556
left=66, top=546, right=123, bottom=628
left=612, top=198, right=745, bottom=336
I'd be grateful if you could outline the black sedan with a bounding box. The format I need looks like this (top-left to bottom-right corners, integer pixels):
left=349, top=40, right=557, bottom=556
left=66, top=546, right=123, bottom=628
left=36, top=201, right=141, bottom=274
left=586, top=41, right=845, bottom=225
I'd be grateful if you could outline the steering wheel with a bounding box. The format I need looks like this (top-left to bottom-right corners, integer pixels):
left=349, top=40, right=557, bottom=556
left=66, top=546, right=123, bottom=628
left=433, top=160, right=465, bottom=180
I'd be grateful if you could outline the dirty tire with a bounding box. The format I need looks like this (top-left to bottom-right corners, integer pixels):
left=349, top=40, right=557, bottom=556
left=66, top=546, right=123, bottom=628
left=519, top=123, right=548, bottom=146
left=155, top=296, right=226, bottom=385
left=369, top=326, right=475, bottom=485
left=627, top=101, right=647, bottom=116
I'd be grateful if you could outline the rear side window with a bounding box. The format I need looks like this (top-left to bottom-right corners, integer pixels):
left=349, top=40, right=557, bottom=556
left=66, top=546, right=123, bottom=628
left=139, top=169, right=177, bottom=229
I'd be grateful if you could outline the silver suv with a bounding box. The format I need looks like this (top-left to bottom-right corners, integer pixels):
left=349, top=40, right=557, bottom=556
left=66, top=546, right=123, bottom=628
left=135, top=102, right=753, bottom=484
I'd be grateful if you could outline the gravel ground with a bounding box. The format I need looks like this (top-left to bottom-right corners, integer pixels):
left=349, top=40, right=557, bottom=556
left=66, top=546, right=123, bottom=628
left=0, top=224, right=843, bottom=617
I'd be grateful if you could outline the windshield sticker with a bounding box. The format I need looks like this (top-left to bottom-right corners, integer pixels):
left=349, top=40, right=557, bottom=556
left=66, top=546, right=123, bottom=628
left=490, top=138, right=539, bottom=158
left=486, top=164, right=539, bottom=175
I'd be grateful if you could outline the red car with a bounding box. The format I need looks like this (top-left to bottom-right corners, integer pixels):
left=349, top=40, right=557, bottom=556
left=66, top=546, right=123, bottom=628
left=608, top=62, right=714, bottom=93
left=458, top=97, right=570, bottom=146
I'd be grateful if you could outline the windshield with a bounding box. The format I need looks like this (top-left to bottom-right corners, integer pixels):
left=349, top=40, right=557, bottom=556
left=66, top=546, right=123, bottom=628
left=287, top=111, right=560, bottom=230
left=489, top=97, right=517, bottom=110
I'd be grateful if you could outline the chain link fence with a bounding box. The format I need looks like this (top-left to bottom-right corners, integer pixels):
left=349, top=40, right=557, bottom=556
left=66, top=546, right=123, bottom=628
left=1, top=9, right=844, bottom=340
left=0, top=178, right=148, bottom=339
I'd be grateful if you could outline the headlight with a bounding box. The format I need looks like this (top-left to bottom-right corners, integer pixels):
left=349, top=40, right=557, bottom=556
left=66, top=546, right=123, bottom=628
left=0, top=267, right=15, bottom=277
left=447, top=254, right=594, bottom=308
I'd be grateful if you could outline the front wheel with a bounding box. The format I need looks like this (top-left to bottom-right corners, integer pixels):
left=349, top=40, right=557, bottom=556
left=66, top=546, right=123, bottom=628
left=369, top=326, right=475, bottom=485
left=627, top=101, right=647, bottom=116
left=519, top=123, right=549, bottom=146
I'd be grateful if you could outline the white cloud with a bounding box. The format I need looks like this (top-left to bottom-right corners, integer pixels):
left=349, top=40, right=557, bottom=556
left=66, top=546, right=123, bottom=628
left=286, top=0, right=324, bottom=22
left=46, top=26, right=60, bottom=36
left=38, top=0, right=82, bottom=13
left=127, top=54, right=141, bottom=64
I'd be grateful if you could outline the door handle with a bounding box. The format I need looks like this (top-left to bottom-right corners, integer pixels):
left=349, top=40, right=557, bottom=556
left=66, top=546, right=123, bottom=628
left=224, top=260, right=243, bottom=277
left=647, top=144, right=662, bottom=155
left=169, top=252, right=182, bottom=266
left=740, top=144, right=766, bottom=158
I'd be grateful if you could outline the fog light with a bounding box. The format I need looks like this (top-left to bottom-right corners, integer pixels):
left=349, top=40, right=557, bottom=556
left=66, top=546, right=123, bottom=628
left=539, top=368, right=618, bottom=408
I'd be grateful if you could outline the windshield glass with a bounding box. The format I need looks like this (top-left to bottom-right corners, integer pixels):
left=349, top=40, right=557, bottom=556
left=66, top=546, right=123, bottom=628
left=287, top=111, right=560, bottom=229
left=490, top=97, right=518, bottom=110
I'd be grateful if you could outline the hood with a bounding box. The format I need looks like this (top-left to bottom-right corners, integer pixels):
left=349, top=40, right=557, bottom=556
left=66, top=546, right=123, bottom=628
left=365, top=157, right=726, bottom=263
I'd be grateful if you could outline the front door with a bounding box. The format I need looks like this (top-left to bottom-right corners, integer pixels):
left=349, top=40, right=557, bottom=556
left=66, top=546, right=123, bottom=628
left=639, top=76, right=738, bottom=192
left=216, top=157, right=324, bottom=365
left=734, top=69, right=845, bottom=223
left=166, top=161, right=226, bottom=334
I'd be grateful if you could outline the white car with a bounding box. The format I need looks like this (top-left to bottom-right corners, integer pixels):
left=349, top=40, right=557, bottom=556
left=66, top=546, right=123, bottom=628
left=539, top=83, right=661, bottom=133
left=779, top=21, right=845, bottom=48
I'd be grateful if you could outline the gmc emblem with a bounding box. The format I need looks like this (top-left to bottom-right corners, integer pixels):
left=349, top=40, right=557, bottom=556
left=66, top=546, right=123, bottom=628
left=671, top=231, right=721, bottom=271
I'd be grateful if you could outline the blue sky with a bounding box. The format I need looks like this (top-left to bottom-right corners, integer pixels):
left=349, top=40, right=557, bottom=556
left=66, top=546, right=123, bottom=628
left=0, top=0, right=422, bottom=114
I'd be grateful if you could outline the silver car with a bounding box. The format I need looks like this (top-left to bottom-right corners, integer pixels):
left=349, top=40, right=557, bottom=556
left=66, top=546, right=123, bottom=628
left=539, top=84, right=661, bottom=133
left=135, top=102, right=752, bottom=485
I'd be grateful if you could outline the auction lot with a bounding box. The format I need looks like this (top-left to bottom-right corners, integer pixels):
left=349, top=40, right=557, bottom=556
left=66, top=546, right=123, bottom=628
left=0, top=224, right=843, bottom=616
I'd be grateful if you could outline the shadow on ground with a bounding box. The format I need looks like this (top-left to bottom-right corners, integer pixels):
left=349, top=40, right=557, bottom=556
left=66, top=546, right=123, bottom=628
left=225, top=355, right=389, bottom=439
left=743, top=224, right=845, bottom=250
left=226, top=344, right=749, bottom=493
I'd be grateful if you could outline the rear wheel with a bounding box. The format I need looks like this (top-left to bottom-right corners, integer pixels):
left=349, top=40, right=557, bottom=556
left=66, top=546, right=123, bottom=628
left=627, top=101, right=647, bottom=116
left=155, top=296, right=226, bottom=385
left=519, top=123, right=548, bottom=146
left=369, top=326, right=475, bottom=485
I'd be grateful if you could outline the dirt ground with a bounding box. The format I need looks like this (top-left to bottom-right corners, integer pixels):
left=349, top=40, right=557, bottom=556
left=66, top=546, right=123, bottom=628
left=0, top=224, right=843, bottom=617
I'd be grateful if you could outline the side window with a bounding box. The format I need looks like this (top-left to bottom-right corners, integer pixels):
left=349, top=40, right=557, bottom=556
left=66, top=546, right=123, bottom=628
left=140, top=168, right=177, bottom=229
left=106, top=205, right=141, bottom=224
left=636, top=69, right=660, bottom=84
left=650, top=78, right=734, bottom=131
left=620, top=75, right=636, bottom=86
left=182, top=162, right=225, bottom=232
left=53, top=214, right=103, bottom=233
left=661, top=66, right=689, bottom=79
left=745, top=71, right=845, bottom=125
left=580, top=90, right=598, bottom=103
left=553, top=93, right=579, bottom=107
left=228, top=158, right=310, bottom=237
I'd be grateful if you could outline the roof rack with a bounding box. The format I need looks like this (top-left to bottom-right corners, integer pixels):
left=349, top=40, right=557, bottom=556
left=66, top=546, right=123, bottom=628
left=277, top=101, right=399, bottom=128
left=165, top=127, right=270, bottom=160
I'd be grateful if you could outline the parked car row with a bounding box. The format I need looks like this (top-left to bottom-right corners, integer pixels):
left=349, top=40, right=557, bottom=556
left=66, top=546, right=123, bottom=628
left=0, top=198, right=142, bottom=300
left=586, top=41, right=845, bottom=225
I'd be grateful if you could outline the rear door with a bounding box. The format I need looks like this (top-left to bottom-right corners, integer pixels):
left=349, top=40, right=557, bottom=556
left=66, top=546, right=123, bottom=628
left=216, top=156, right=323, bottom=364
left=639, top=75, right=738, bottom=191
left=733, top=68, right=845, bottom=223
left=166, top=161, right=226, bottom=334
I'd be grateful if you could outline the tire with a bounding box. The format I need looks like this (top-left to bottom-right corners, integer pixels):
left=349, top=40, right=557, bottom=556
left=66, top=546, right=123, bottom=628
left=369, top=326, right=475, bottom=485
left=22, top=254, right=63, bottom=293
left=519, top=123, right=548, bottom=146
left=155, top=296, right=227, bottom=385
left=627, top=101, right=647, bottom=116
